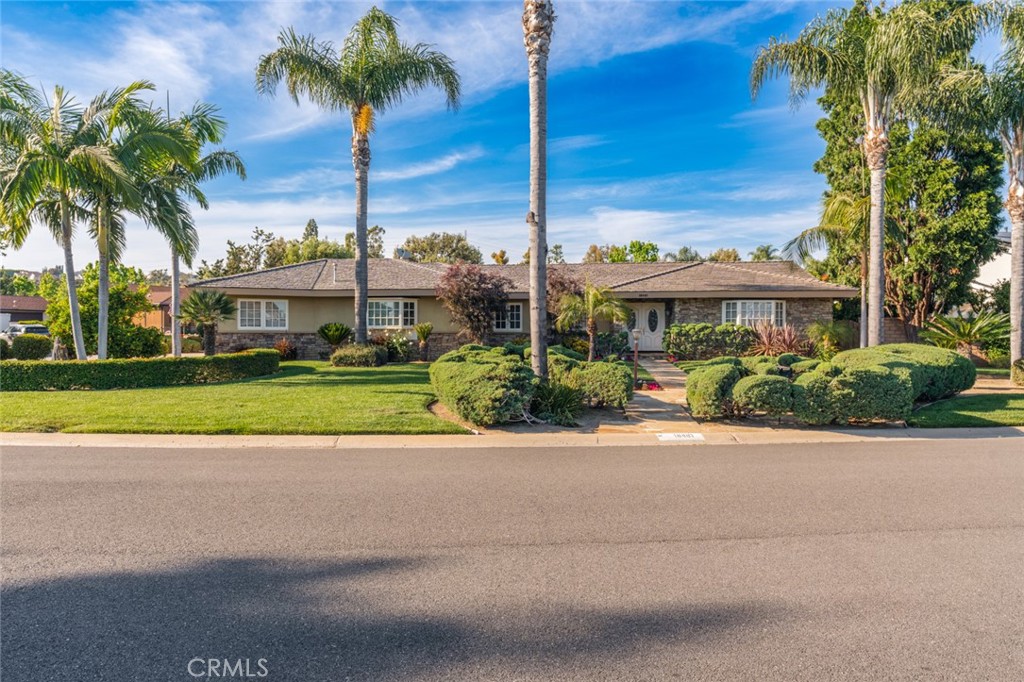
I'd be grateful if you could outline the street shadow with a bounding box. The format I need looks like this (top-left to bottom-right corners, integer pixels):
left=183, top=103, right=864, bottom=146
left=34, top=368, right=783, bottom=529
left=1, top=557, right=781, bottom=681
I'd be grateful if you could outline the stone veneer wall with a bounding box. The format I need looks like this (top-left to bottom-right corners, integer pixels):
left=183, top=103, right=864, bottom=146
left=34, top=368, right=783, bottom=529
left=669, top=298, right=834, bottom=331
left=215, top=332, right=332, bottom=360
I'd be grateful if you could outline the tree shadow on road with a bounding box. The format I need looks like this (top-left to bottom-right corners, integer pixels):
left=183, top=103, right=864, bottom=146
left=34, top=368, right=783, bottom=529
left=2, top=557, right=782, bottom=681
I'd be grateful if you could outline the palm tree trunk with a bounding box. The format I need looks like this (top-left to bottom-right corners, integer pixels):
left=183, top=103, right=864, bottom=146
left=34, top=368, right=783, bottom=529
left=865, top=138, right=888, bottom=347
left=97, top=206, right=110, bottom=360
left=352, top=122, right=370, bottom=345
left=587, top=317, right=596, bottom=362
left=859, top=251, right=868, bottom=348
left=1008, top=192, right=1023, bottom=365
left=204, top=323, right=216, bottom=356
left=524, top=0, right=554, bottom=380
left=60, top=194, right=87, bottom=360
left=171, top=247, right=182, bottom=357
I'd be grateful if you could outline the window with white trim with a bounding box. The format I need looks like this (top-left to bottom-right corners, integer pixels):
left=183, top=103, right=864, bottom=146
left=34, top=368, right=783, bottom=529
left=367, top=299, right=417, bottom=328
left=722, top=300, right=785, bottom=327
left=238, top=299, right=288, bottom=330
left=493, top=303, right=523, bottom=331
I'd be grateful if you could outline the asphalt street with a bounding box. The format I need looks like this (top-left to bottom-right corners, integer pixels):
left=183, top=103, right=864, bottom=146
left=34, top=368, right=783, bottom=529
left=2, top=440, right=1022, bottom=681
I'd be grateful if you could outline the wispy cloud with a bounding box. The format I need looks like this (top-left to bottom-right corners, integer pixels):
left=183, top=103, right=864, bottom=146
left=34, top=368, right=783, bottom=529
left=375, top=147, right=485, bottom=181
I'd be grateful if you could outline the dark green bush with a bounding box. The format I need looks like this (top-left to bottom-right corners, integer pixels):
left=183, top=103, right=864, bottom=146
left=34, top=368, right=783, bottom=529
left=182, top=336, right=203, bottom=354
left=330, top=344, right=388, bottom=367
left=0, top=350, right=280, bottom=391
left=11, top=333, right=52, bottom=360
left=790, top=359, right=821, bottom=375
left=731, top=375, right=792, bottom=417
left=531, top=382, right=584, bottom=426
left=521, top=344, right=586, bottom=362
left=829, top=366, right=914, bottom=422
left=776, top=353, right=804, bottom=367
left=791, top=372, right=838, bottom=425
left=662, top=323, right=755, bottom=360
left=430, top=349, right=537, bottom=425
left=561, top=361, right=634, bottom=409
left=830, top=344, right=974, bottom=401
left=705, top=356, right=744, bottom=367
left=109, top=325, right=164, bottom=358
left=0, top=338, right=10, bottom=360
left=753, top=362, right=782, bottom=376
left=1013, top=358, right=1024, bottom=387
left=547, top=353, right=581, bottom=384
left=740, top=355, right=774, bottom=373
left=686, top=363, right=742, bottom=418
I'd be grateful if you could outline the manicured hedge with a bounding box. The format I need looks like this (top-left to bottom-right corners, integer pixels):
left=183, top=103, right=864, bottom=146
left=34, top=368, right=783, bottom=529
left=829, top=366, right=914, bottom=422
left=11, top=333, right=52, bottom=360
left=790, top=359, right=821, bottom=375
left=0, top=338, right=9, bottom=360
left=561, top=361, right=634, bottom=408
left=0, top=350, right=280, bottom=391
left=731, top=374, right=792, bottom=416
left=330, top=344, right=387, bottom=367
left=430, top=347, right=537, bottom=425
left=686, top=363, right=743, bottom=418
left=831, top=344, right=975, bottom=401
left=663, top=323, right=756, bottom=360
left=791, top=372, right=838, bottom=425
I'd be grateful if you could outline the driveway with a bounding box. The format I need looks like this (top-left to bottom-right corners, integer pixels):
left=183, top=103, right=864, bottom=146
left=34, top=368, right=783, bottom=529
left=2, top=441, right=1022, bottom=680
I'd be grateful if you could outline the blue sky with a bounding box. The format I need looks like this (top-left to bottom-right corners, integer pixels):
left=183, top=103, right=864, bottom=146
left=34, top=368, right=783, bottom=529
left=3, top=0, right=854, bottom=272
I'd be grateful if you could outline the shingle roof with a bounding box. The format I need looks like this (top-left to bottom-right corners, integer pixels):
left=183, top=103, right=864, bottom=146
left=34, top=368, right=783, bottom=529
left=193, top=259, right=857, bottom=297
left=0, top=295, right=48, bottom=312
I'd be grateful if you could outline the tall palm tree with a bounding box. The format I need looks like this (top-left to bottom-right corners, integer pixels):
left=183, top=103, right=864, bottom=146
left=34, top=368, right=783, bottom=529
left=178, top=290, right=236, bottom=356
left=749, top=244, right=781, bottom=262
left=555, top=283, right=630, bottom=362
left=752, top=0, right=988, bottom=346
left=84, top=85, right=193, bottom=359
left=0, top=72, right=135, bottom=359
left=148, top=102, right=246, bottom=357
left=937, top=5, right=1024, bottom=364
left=524, top=0, right=555, bottom=379
left=255, top=8, right=460, bottom=344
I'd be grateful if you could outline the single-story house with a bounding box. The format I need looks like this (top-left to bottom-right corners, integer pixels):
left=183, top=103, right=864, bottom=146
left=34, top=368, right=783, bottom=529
left=192, top=258, right=858, bottom=360
left=132, top=286, right=188, bottom=334
left=0, top=295, right=48, bottom=332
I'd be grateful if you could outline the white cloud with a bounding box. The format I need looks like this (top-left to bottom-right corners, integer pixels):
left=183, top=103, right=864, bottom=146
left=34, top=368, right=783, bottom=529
left=375, top=147, right=485, bottom=181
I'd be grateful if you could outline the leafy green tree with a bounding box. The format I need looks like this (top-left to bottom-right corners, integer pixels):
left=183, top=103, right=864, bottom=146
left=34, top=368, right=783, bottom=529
left=0, top=271, right=38, bottom=295
left=178, top=290, right=237, bottom=356
left=752, top=0, right=989, bottom=345
left=547, top=243, right=565, bottom=264
left=256, top=8, right=461, bottom=344
left=343, top=225, right=384, bottom=258
left=399, top=232, right=482, bottom=264
left=607, top=245, right=629, bottom=263
left=749, top=244, right=782, bottom=262
left=555, top=283, right=631, bottom=361
left=627, top=240, right=659, bottom=262
left=707, top=248, right=740, bottom=262
left=582, top=244, right=605, bottom=263
left=302, top=218, right=319, bottom=241
left=39, top=262, right=156, bottom=359
left=146, top=269, right=171, bottom=286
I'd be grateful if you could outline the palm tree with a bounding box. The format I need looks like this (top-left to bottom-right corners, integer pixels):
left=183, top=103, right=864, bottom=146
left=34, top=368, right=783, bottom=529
left=555, top=283, right=630, bottom=362
left=524, top=0, right=555, bottom=379
left=148, top=102, right=246, bottom=357
left=749, top=244, right=781, bottom=262
left=255, top=8, right=461, bottom=344
left=1, top=72, right=135, bottom=359
left=937, top=5, right=1024, bottom=364
left=178, top=290, right=236, bottom=356
left=84, top=85, right=194, bottom=359
left=752, top=0, right=988, bottom=346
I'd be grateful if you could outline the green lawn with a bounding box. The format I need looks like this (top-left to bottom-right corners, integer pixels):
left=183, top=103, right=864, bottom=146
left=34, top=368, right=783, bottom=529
left=908, top=393, right=1024, bottom=428
left=975, top=367, right=1011, bottom=377
left=0, top=362, right=468, bottom=435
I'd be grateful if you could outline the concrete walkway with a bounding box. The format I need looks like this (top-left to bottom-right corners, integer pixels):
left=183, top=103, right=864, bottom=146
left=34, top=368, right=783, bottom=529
left=618, top=358, right=698, bottom=433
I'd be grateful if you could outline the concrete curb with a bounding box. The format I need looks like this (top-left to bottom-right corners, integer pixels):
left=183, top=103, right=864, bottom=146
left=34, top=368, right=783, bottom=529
left=2, top=427, right=1022, bottom=450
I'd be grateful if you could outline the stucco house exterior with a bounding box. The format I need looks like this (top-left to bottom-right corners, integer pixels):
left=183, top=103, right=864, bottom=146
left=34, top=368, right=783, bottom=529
left=191, top=258, right=858, bottom=360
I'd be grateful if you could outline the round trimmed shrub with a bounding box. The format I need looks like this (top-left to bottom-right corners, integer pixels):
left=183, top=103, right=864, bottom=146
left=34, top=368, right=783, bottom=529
left=561, top=361, right=633, bottom=409
left=791, top=372, right=838, bottom=425
left=831, top=344, right=975, bottom=401
left=705, top=356, right=744, bottom=368
left=740, top=356, right=773, bottom=373
left=829, top=366, right=914, bottom=422
left=686, top=363, right=743, bottom=418
left=0, top=337, right=9, bottom=360
left=430, top=349, right=537, bottom=425
left=776, top=353, right=805, bottom=367
left=731, top=374, right=792, bottom=417
left=11, top=333, right=52, bottom=360
left=330, top=344, right=388, bottom=367
left=790, top=359, right=821, bottom=375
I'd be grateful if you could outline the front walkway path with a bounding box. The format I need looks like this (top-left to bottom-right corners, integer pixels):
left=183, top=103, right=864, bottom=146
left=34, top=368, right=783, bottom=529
left=613, top=358, right=699, bottom=433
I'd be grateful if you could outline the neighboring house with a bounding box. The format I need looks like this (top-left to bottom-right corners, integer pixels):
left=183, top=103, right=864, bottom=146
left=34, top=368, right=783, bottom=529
left=0, top=295, right=48, bottom=332
left=192, top=258, right=857, bottom=360
left=132, top=286, right=188, bottom=334
left=975, top=230, right=1011, bottom=288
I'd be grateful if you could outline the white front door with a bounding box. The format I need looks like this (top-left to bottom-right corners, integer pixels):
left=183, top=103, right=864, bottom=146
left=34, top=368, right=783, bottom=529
left=628, top=302, right=665, bottom=352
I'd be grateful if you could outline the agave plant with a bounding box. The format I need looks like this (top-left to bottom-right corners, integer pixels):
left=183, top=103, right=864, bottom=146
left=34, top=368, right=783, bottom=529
left=317, top=322, right=352, bottom=349
left=920, top=312, right=1010, bottom=359
left=749, top=323, right=813, bottom=357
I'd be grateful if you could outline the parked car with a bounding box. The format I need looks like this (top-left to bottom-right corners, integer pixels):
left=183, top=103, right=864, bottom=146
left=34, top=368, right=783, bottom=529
left=4, top=323, right=50, bottom=340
